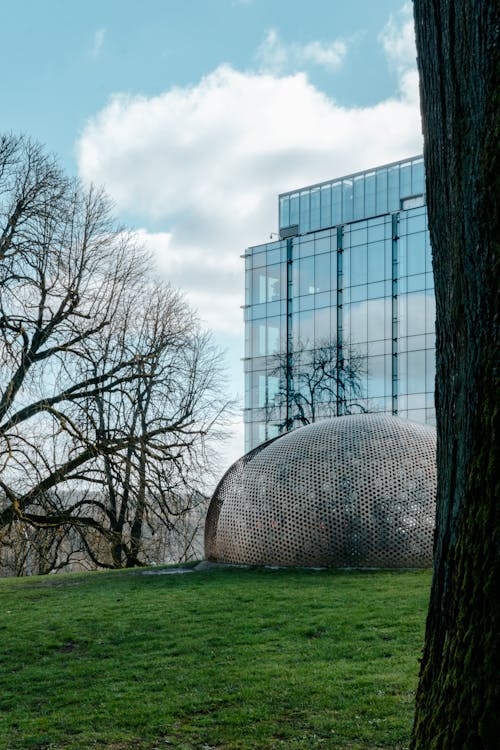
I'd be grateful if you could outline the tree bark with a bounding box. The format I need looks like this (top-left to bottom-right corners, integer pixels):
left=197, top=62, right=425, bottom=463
left=411, top=1, right=499, bottom=748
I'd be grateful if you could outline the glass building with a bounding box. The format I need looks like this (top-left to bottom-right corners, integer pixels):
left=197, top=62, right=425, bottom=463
left=243, top=155, right=435, bottom=452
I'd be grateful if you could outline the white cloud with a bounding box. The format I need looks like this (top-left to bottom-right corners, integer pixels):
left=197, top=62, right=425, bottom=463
left=379, top=3, right=416, bottom=75
left=256, top=29, right=347, bottom=73
left=90, top=28, right=106, bottom=59
left=77, top=61, right=421, bottom=336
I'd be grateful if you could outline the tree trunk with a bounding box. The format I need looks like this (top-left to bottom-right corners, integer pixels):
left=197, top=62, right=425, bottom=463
left=411, top=1, right=499, bottom=748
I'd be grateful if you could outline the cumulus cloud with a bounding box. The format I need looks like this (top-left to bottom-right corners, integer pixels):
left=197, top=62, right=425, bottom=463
left=77, top=61, right=420, bottom=337
left=379, top=3, right=416, bottom=75
left=256, top=29, right=348, bottom=73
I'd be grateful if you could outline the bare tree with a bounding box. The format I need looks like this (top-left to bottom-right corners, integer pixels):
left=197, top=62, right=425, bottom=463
left=268, top=337, right=366, bottom=432
left=62, top=284, right=230, bottom=569
left=0, top=135, right=230, bottom=571
left=410, top=2, right=499, bottom=747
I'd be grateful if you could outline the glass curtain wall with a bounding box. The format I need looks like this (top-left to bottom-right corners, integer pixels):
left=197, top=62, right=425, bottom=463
left=244, top=156, right=434, bottom=452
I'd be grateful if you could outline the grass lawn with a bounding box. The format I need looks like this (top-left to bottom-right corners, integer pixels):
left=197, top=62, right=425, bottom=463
left=0, top=565, right=431, bottom=750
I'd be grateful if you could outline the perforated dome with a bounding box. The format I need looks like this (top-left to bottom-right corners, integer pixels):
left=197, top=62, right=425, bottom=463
left=205, top=414, right=436, bottom=568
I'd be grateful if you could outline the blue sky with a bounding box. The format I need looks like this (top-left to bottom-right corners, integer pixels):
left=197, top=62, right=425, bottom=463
left=0, top=0, right=422, bottom=472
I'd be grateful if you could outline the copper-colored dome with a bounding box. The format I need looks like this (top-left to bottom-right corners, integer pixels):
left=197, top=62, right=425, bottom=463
left=205, top=414, right=436, bottom=568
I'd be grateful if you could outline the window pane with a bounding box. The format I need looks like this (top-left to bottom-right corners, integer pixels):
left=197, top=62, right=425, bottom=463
left=407, top=349, right=426, bottom=392
left=388, top=165, right=399, bottom=211
left=332, top=182, right=342, bottom=226
left=412, top=158, right=425, bottom=195
left=407, top=232, right=426, bottom=275
left=349, top=301, right=367, bottom=343
left=350, top=245, right=367, bottom=285
left=407, top=292, right=426, bottom=336
left=315, top=253, right=330, bottom=292
left=310, top=187, right=320, bottom=231
left=252, top=322, right=267, bottom=356
left=367, top=298, right=386, bottom=341
left=298, top=256, right=315, bottom=295
left=367, top=355, right=386, bottom=398
left=320, top=184, right=332, bottom=228
left=279, top=195, right=290, bottom=228
left=267, top=264, right=282, bottom=301
left=400, top=163, right=412, bottom=198
left=367, top=240, right=385, bottom=282
left=376, top=168, right=388, bottom=214
left=300, top=190, right=310, bottom=233
left=354, top=175, right=365, bottom=220
left=296, top=310, right=314, bottom=348
left=289, top=192, right=299, bottom=225
left=343, top=179, right=353, bottom=222
left=365, top=172, right=376, bottom=218
left=252, top=268, right=267, bottom=304
left=266, top=317, right=281, bottom=355
left=315, top=307, right=330, bottom=343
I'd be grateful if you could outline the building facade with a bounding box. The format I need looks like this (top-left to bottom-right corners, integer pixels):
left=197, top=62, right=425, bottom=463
left=243, top=156, right=435, bottom=452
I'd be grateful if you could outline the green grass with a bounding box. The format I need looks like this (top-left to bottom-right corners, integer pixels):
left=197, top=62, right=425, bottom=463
left=0, top=565, right=430, bottom=750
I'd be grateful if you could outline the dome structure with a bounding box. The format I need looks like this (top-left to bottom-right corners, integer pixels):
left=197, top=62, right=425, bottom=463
left=205, top=414, right=436, bottom=568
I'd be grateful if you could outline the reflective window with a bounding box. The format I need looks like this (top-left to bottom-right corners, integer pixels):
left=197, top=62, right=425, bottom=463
left=315, top=307, right=330, bottom=341
left=320, top=184, right=332, bottom=228
left=426, top=349, right=435, bottom=391
left=296, top=310, right=314, bottom=348
left=310, top=187, right=320, bottom=231
left=315, top=236, right=330, bottom=253
left=354, top=175, right=365, bottom=219
left=368, top=220, right=384, bottom=243
left=367, top=240, right=385, bottom=282
left=348, top=301, right=367, bottom=343
left=367, top=281, right=385, bottom=299
left=267, top=264, right=282, bottom=301
left=299, top=240, right=314, bottom=258
left=407, top=232, right=426, bottom=275
left=251, top=268, right=267, bottom=305
left=407, top=274, right=426, bottom=292
left=315, top=291, right=330, bottom=308
left=400, top=163, right=412, bottom=198
left=407, top=292, right=426, bottom=336
left=252, top=322, right=267, bottom=356
left=343, top=179, right=353, bottom=222
left=315, top=253, right=330, bottom=292
left=367, top=298, right=386, bottom=341
left=245, top=157, right=436, bottom=450
left=407, top=213, right=426, bottom=233
left=289, top=192, right=299, bottom=225
left=376, top=168, right=388, bottom=214
left=267, top=245, right=281, bottom=265
left=367, top=355, right=387, bottom=398
left=279, top=195, right=290, bottom=228
left=412, top=158, right=425, bottom=195
left=426, top=293, right=436, bottom=330
left=267, top=317, right=281, bottom=354
left=332, top=182, right=342, bottom=225
left=300, top=190, right=310, bottom=233
left=365, top=172, right=376, bottom=217
left=298, top=256, right=315, bottom=296
left=252, top=248, right=267, bottom=268
left=388, top=165, right=399, bottom=211
left=351, top=284, right=367, bottom=302
left=351, top=245, right=367, bottom=285
left=351, top=226, right=367, bottom=246
left=268, top=375, right=280, bottom=404
left=407, top=350, right=426, bottom=392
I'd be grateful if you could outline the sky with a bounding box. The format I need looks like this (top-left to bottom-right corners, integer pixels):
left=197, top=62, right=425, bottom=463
left=0, top=0, right=422, bottom=475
